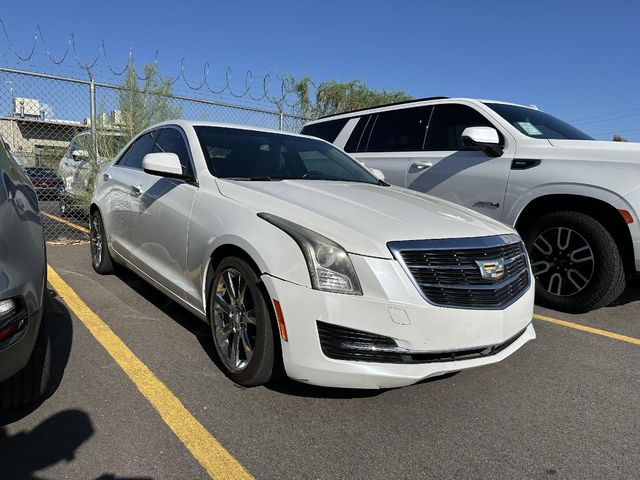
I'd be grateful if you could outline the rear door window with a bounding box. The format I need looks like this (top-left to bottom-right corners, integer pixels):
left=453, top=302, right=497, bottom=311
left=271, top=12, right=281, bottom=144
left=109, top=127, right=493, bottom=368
left=301, top=118, right=349, bottom=142
left=344, top=115, right=372, bottom=153
left=365, top=106, right=431, bottom=152
left=425, top=104, right=496, bottom=151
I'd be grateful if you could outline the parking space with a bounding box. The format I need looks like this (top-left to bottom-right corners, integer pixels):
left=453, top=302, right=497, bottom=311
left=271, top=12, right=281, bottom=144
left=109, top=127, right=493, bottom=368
left=1, top=241, right=638, bottom=479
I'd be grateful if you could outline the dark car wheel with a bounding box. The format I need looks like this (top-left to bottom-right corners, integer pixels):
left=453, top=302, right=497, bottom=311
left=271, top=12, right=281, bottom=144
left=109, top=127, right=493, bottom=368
left=90, top=210, right=115, bottom=275
left=523, top=211, right=626, bottom=313
left=208, top=257, right=276, bottom=386
left=0, top=313, right=51, bottom=410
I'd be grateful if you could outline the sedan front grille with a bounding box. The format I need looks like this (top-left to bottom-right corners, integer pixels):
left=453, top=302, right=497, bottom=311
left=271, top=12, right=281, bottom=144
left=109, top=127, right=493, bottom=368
left=389, top=235, right=530, bottom=309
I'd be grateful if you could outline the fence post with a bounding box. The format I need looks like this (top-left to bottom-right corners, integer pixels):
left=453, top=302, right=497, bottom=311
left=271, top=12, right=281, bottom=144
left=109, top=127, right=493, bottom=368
left=279, top=109, right=284, bottom=131
left=89, top=76, right=98, bottom=160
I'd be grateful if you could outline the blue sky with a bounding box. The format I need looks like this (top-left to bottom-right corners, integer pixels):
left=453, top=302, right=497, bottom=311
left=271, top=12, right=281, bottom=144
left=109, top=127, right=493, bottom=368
left=1, top=0, right=639, bottom=140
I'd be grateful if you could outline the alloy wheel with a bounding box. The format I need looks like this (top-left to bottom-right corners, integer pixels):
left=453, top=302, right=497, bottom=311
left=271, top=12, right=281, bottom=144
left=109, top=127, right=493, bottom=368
left=530, top=227, right=595, bottom=296
left=211, top=267, right=257, bottom=372
left=90, top=215, right=103, bottom=269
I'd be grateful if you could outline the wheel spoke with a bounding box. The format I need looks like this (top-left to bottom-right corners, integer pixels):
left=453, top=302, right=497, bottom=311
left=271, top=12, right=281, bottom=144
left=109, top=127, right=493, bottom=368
left=224, top=270, right=237, bottom=302
left=533, top=235, right=553, bottom=255
left=215, top=292, right=232, bottom=314
left=238, top=277, right=248, bottom=304
left=557, top=227, right=572, bottom=250
left=244, top=309, right=257, bottom=325
left=215, top=325, right=233, bottom=343
left=531, top=260, right=552, bottom=276
left=240, top=326, right=253, bottom=358
left=570, top=245, right=594, bottom=263
left=567, top=269, right=589, bottom=290
left=548, top=273, right=563, bottom=296
left=230, top=333, right=241, bottom=367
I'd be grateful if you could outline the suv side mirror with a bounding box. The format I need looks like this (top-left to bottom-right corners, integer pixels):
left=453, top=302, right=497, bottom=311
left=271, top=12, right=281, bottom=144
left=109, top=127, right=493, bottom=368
left=71, top=149, right=89, bottom=160
left=461, top=127, right=503, bottom=157
left=142, top=152, right=186, bottom=178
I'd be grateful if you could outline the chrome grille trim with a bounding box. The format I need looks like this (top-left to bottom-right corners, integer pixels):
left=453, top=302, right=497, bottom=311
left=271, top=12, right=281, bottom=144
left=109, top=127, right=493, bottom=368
left=388, top=234, right=531, bottom=310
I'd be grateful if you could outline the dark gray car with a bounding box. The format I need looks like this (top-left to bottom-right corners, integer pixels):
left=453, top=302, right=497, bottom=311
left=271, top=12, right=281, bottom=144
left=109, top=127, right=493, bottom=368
left=0, top=137, right=49, bottom=409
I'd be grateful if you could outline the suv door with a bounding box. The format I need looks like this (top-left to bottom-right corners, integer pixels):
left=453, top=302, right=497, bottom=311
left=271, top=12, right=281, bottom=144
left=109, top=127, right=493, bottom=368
left=405, top=103, right=514, bottom=221
left=127, top=127, right=198, bottom=300
left=347, top=107, right=431, bottom=187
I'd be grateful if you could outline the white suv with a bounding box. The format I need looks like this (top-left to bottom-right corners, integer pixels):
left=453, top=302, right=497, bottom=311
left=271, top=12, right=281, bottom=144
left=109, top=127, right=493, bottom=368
left=302, top=98, right=640, bottom=313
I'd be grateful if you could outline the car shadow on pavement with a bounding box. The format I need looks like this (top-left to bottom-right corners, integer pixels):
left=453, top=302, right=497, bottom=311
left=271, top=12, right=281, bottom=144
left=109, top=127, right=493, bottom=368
left=0, top=289, right=73, bottom=425
left=608, top=277, right=640, bottom=307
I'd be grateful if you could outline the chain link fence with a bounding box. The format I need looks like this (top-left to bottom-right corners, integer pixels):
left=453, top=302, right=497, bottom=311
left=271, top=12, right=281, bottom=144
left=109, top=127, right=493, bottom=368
left=0, top=66, right=307, bottom=244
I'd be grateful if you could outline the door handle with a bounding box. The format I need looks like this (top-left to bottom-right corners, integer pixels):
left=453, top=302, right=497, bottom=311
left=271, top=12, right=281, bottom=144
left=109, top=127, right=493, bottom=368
left=130, top=185, right=143, bottom=197
left=411, top=161, right=433, bottom=170
left=103, top=173, right=111, bottom=182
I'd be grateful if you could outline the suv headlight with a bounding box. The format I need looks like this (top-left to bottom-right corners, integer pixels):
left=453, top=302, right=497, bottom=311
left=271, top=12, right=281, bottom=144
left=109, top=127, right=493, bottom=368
left=258, top=213, right=363, bottom=295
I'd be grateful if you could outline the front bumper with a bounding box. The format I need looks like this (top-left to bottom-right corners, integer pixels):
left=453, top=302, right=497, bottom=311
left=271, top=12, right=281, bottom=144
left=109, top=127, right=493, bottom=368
left=261, top=255, right=535, bottom=389
left=0, top=307, right=43, bottom=382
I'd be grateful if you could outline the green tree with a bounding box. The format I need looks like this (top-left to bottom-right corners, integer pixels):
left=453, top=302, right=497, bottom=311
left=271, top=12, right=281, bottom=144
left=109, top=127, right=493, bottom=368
left=281, top=76, right=412, bottom=119
left=612, top=134, right=628, bottom=142
left=74, top=64, right=182, bottom=212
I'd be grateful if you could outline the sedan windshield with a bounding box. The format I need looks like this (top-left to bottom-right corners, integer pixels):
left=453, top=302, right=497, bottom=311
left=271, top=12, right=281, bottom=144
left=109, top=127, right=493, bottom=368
left=485, top=103, right=594, bottom=140
left=195, top=126, right=379, bottom=184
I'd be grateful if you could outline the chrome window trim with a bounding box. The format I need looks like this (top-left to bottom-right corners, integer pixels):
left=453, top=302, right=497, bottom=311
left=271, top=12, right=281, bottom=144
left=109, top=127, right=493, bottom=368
left=388, top=234, right=530, bottom=310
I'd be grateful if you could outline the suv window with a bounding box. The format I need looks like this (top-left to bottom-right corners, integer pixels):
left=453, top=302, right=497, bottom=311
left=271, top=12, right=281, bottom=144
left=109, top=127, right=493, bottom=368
left=366, top=106, right=432, bottom=152
left=121, top=132, right=156, bottom=169
left=153, top=128, right=193, bottom=176
left=301, top=118, right=349, bottom=142
left=344, top=115, right=372, bottom=153
left=425, top=104, right=495, bottom=151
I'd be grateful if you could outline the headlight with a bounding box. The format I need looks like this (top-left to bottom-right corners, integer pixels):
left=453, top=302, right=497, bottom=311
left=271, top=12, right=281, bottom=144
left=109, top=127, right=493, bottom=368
left=258, top=213, right=363, bottom=295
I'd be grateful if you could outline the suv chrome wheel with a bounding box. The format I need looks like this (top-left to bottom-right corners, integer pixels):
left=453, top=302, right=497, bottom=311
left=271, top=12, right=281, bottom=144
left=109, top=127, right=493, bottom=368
left=530, top=227, right=595, bottom=296
left=211, top=267, right=257, bottom=372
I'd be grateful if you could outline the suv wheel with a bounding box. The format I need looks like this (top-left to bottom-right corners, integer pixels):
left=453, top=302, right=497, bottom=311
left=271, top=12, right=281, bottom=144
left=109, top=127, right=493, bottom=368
left=523, top=211, right=626, bottom=313
left=208, top=257, right=276, bottom=386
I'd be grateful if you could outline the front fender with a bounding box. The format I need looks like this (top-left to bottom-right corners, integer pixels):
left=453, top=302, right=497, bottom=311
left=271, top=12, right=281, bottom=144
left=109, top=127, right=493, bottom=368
left=505, top=182, right=638, bottom=227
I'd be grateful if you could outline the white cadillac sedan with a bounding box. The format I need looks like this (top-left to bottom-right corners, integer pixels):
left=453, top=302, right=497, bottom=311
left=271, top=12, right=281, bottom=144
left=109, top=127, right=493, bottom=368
left=90, top=121, right=535, bottom=389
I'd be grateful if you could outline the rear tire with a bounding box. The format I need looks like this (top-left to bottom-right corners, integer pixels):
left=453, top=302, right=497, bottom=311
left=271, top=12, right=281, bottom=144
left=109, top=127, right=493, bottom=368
left=208, top=257, right=276, bottom=386
left=0, top=313, right=51, bottom=410
left=522, top=211, right=626, bottom=313
left=90, top=210, right=115, bottom=275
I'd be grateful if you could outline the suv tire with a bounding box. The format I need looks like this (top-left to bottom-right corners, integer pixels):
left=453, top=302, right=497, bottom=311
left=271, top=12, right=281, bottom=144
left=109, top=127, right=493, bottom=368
left=523, top=211, right=626, bottom=313
left=0, top=313, right=51, bottom=410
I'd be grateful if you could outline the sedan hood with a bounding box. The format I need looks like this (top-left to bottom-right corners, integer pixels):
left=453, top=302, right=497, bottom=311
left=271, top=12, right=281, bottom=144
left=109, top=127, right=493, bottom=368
left=216, top=180, right=515, bottom=258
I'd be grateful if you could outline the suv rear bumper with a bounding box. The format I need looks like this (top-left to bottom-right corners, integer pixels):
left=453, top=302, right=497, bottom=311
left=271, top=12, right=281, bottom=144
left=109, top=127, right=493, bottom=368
left=0, top=307, right=43, bottom=382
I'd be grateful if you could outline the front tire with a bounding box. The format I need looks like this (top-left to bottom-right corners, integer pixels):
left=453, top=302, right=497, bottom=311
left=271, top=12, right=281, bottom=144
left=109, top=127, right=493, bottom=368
left=523, top=211, right=626, bottom=313
left=208, top=257, right=275, bottom=386
left=90, top=210, right=115, bottom=275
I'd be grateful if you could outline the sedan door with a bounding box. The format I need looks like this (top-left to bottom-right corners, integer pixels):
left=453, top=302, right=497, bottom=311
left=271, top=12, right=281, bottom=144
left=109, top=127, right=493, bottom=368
left=405, top=103, right=514, bottom=221
left=126, top=127, right=198, bottom=300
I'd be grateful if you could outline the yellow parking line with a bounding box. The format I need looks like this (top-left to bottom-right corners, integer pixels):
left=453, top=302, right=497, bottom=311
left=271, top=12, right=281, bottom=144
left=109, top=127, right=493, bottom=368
left=41, top=211, right=90, bottom=234
left=47, top=265, right=253, bottom=480
left=533, top=313, right=640, bottom=346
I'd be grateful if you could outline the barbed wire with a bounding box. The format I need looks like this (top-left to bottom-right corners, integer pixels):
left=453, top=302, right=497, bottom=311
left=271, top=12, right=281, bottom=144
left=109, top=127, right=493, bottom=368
left=0, top=18, right=310, bottom=112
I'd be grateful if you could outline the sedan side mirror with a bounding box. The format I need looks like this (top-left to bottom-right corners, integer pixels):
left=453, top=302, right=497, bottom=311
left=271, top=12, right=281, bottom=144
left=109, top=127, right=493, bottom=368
left=369, top=168, right=385, bottom=181
left=71, top=149, right=89, bottom=160
left=461, top=127, right=503, bottom=157
left=142, top=152, right=185, bottom=178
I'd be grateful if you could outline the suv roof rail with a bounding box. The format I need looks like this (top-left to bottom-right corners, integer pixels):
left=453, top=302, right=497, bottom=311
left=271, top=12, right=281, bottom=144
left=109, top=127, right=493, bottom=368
left=317, top=96, right=449, bottom=120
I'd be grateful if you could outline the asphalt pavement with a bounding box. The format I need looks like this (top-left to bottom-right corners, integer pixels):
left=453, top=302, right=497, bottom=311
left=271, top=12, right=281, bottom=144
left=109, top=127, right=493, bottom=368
left=1, top=243, right=639, bottom=480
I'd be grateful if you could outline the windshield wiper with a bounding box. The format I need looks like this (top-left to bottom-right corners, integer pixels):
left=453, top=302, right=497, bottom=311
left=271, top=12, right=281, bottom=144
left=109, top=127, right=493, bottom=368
left=228, top=176, right=273, bottom=181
